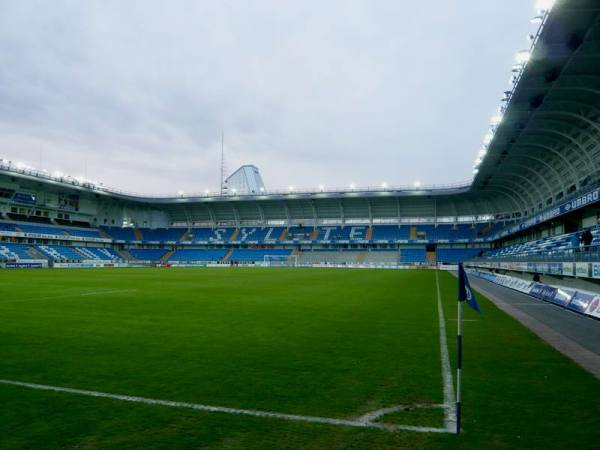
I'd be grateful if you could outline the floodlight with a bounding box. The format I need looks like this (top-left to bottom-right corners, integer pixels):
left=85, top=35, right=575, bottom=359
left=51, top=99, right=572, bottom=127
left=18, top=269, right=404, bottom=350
left=288, top=186, right=295, bottom=191
left=381, top=182, right=388, bottom=189
left=414, top=181, right=421, bottom=188
left=490, top=114, right=503, bottom=126
left=178, top=190, right=184, bottom=196
left=259, top=187, right=265, bottom=192
left=536, top=0, right=555, bottom=12
left=515, top=50, right=530, bottom=64
left=530, top=15, right=544, bottom=24
left=483, top=133, right=493, bottom=145
left=318, top=184, right=325, bottom=192
left=478, top=149, right=487, bottom=157
left=349, top=183, right=355, bottom=190
left=472, top=168, right=479, bottom=174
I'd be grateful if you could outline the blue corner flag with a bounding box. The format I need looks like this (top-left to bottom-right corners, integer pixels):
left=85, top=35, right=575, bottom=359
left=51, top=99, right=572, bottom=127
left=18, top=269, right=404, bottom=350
left=458, top=263, right=481, bottom=313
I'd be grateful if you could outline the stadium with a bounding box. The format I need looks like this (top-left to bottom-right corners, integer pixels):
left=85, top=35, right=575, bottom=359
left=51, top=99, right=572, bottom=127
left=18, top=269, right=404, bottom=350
left=1, top=1, right=600, bottom=449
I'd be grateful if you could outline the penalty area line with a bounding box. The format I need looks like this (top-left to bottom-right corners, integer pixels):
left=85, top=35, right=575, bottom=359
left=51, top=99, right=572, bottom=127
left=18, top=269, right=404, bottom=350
left=0, top=379, right=450, bottom=434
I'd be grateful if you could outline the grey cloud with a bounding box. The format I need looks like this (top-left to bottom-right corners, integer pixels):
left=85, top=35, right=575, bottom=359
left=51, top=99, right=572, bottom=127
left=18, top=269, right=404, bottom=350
left=0, top=0, right=535, bottom=193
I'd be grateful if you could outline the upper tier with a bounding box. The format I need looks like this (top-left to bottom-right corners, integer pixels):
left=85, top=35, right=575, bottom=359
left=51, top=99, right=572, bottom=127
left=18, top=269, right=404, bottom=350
left=0, top=221, right=500, bottom=244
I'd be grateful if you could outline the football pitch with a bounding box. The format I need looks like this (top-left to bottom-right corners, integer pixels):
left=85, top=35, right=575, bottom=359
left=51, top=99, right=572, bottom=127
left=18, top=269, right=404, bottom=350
left=0, top=268, right=598, bottom=449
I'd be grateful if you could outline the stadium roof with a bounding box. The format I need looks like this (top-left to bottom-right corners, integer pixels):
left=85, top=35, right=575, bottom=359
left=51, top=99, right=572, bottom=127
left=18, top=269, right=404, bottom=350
left=472, top=0, right=600, bottom=215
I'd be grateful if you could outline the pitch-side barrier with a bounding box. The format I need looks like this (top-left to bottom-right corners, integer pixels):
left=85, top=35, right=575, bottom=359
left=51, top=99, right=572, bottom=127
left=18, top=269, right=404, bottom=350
left=467, top=269, right=600, bottom=320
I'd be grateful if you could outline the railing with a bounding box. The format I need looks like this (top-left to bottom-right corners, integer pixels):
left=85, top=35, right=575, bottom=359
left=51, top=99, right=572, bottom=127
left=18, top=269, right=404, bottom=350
left=470, top=244, right=600, bottom=263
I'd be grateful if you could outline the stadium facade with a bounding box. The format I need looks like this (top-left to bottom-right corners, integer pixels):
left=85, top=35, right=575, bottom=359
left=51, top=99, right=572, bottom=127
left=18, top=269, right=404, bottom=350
left=1, top=0, right=600, bottom=270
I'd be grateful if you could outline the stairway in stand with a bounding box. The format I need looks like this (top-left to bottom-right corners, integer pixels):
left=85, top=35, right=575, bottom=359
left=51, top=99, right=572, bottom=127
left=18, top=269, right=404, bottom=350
left=133, top=228, right=144, bottom=241
left=409, top=226, right=418, bottom=240
left=229, top=229, right=240, bottom=241
left=162, top=250, right=175, bottom=262
left=99, top=229, right=113, bottom=239
left=118, top=249, right=133, bottom=261
left=309, top=228, right=319, bottom=240
left=427, top=250, right=436, bottom=264
left=365, top=226, right=373, bottom=240
left=223, top=248, right=234, bottom=261
left=479, top=223, right=494, bottom=237
left=27, top=246, right=47, bottom=260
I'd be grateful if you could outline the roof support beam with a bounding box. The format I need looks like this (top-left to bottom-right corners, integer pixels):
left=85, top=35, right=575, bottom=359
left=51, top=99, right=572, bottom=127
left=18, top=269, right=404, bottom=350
left=484, top=185, right=528, bottom=214
left=535, top=117, right=600, bottom=159
left=282, top=201, right=291, bottom=226
left=487, top=175, right=538, bottom=211
left=309, top=199, right=318, bottom=226
left=231, top=204, right=240, bottom=227
left=525, top=128, right=597, bottom=172
left=508, top=154, right=567, bottom=195
left=206, top=205, right=216, bottom=228
left=256, top=202, right=265, bottom=226
left=513, top=141, right=579, bottom=187
left=536, top=110, right=600, bottom=135
left=497, top=161, right=555, bottom=203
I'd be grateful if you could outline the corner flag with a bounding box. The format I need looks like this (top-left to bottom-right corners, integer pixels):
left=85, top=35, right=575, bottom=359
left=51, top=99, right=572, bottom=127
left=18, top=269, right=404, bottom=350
left=458, top=263, right=480, bottom=313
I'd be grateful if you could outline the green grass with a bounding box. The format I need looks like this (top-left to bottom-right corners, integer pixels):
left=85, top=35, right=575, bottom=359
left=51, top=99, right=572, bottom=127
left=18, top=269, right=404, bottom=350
left=0, top=267, right=598, bottom=449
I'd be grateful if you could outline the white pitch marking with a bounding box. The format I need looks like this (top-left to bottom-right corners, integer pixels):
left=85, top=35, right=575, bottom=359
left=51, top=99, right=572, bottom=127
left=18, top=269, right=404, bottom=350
left=358, top=403, right=445, bottom=424
left=0, top=379, right=450, bottom=433
left=435, top=271, right=457, bottom=432
left=0, top=289, right=136, bottom=304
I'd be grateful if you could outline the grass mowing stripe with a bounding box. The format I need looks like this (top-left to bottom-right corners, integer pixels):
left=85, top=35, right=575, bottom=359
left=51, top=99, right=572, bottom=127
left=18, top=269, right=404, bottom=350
left=0, top=379, right=450, bottom=434
left=0, top=288, right=137, bottom=304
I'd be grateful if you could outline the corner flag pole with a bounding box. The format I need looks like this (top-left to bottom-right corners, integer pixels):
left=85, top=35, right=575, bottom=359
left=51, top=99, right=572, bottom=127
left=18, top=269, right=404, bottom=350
left=456, top=262, right=481, bottom=435
left=456, top=292, right=462, bottom=435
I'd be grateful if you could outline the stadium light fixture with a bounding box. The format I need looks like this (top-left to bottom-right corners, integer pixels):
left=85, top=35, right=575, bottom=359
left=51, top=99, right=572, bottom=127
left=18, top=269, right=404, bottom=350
left=381, top=182, right=388, bottom=189
left=414, top=181, right=421, bottom=189
left=515, top=50, right=530, bottom=65
left=483, top=133, right=493, bottom=145
left=490, top=114, right=503, bottom=126
left=177, top=190, right=184, bottom=197
left=204, top=189, right=209, bottom=195
left=472, top=168, right=479, bottom=175
left=530, top=15, right=544, bottom=24
left=349, top=183, right=356, bottom=190
left=478, top=149, right=487, bottom=157
left=288, top=186, right=295, bottom=191
left=318, top=184, right=325, bottom=192
left=259, top=187, right=265, bottom=192
left=536, top=0, right=555, bottom=13
left=231, top=188, right=237, bottom=194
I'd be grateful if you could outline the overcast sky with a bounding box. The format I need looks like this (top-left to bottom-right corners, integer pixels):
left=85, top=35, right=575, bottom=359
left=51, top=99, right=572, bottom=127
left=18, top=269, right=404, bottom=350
left=0, top=1, right=537, bottom=194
